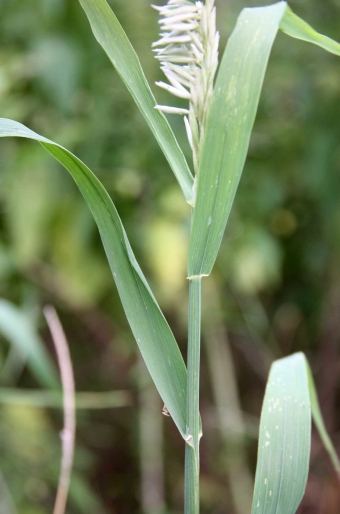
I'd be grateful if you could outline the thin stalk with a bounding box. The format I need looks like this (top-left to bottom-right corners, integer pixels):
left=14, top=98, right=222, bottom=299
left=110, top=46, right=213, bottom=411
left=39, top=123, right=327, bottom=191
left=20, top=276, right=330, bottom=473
left=184, top=277, right=202, bottom=514
left=44, top=306, right=76, bottom=514
left=152, top=3, right=218, bottom=510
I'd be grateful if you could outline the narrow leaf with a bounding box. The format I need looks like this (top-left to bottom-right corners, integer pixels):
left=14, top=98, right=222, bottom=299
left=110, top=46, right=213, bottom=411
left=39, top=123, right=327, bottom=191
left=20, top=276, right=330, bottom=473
left=79, top=0, right=194, bottom=204
left=0, top=299, right=59, bottom=389
left=280, top=7, right=340, bottom=56
left=306, top=363, right=340, bottom=478
left=251, top=352, right=311, bottom=514
left=188, top=2, right=287, bottom=277
left=0, top=118, right=187, bottom=437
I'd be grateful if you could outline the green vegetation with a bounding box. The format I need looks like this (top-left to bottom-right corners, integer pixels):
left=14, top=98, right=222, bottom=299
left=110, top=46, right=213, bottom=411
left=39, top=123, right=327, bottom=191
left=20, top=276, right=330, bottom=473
left=0, top=1, right=340, bottom=513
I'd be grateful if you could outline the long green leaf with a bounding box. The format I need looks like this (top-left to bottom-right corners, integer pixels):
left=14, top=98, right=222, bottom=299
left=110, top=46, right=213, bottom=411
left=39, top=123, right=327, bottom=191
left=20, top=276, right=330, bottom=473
left=79, top=0, right=194, bottom=204
left=0, top=118, right=187, bottom=437
left=188, top=2, right=287, bottom=277
left=0, top=299, right=59, bottom=389
left=251, top=352, right=311, bottom=514
left=280, top=7, right=340, bottom=55
left=188, top=2, right=340, bottom=277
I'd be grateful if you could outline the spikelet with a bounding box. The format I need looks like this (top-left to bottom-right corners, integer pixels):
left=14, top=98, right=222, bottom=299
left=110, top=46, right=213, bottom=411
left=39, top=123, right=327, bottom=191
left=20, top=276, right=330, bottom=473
left=152, top=0, right=219, bottom=174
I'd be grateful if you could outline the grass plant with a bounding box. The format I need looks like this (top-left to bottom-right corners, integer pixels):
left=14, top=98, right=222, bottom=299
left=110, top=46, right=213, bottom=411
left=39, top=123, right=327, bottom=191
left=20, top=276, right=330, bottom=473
left=1, top=1, right=340, bottom=513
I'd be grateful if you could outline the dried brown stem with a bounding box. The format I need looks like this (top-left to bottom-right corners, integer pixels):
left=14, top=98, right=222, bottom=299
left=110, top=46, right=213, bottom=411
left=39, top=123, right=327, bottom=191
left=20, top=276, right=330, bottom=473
left=44, top=306, right=76, bottom=514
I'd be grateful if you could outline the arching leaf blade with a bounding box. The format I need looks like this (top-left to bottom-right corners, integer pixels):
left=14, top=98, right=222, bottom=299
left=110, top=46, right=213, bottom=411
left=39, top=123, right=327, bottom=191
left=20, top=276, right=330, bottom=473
left=280, top=7, right=340, bottom=55
left=251, top=352, right=311, bottom=514
left=0, top=118, right=187, bottom=437
left=79, top=0, right=194, bottom=204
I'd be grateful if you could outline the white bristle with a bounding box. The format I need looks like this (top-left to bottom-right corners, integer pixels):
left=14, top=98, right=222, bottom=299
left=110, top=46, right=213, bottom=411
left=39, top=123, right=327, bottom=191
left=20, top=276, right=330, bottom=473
left=152, top=0, right=219, bottom=174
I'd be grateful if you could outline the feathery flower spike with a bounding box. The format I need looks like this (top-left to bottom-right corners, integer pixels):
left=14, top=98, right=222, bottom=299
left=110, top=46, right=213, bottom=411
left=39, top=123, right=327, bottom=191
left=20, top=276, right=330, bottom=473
left=152, top=0, right=219, bottom=176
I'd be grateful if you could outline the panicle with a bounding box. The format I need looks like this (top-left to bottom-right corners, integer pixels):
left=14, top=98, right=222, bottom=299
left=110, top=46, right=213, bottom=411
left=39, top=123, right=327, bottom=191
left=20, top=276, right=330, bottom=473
left=152, top=0, right=219, bottom=174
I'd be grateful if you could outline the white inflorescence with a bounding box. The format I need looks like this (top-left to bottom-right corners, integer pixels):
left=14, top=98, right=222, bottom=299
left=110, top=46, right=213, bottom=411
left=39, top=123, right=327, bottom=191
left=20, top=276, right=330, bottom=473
left=152, top=0, right=219, bottom=173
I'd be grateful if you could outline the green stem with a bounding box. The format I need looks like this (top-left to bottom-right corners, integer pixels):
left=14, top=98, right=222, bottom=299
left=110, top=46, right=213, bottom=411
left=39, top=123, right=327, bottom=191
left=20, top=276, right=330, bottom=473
left=184, top=276, right=202, bottom=514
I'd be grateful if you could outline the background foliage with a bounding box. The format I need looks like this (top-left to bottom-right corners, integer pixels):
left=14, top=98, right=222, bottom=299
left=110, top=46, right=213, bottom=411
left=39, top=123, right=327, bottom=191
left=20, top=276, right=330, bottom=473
left=0, top=0, right=340, bottom=513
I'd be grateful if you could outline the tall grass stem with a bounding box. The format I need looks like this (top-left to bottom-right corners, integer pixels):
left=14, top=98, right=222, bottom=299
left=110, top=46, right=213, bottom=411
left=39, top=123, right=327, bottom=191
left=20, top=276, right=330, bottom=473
left=185, top=276, right=202, bottom=513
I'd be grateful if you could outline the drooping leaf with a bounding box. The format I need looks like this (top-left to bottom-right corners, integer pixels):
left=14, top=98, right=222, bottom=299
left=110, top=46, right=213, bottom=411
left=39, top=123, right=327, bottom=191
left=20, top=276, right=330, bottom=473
left=251, top=353, right=311, bottom=514
left=0, top=118, right=187, bottom=437
left=79, top=0, right=194, bottom=204
left=0, top=299, right=59, bottom=389
left=188, top=2, right=340, bottom=278
left=280, top=7, right=340, bottom=55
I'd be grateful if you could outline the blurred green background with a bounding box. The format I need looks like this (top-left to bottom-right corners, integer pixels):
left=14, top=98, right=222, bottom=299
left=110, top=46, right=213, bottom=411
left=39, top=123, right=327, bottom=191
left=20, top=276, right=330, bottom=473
left=0, top=0, right=340, bottom=513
